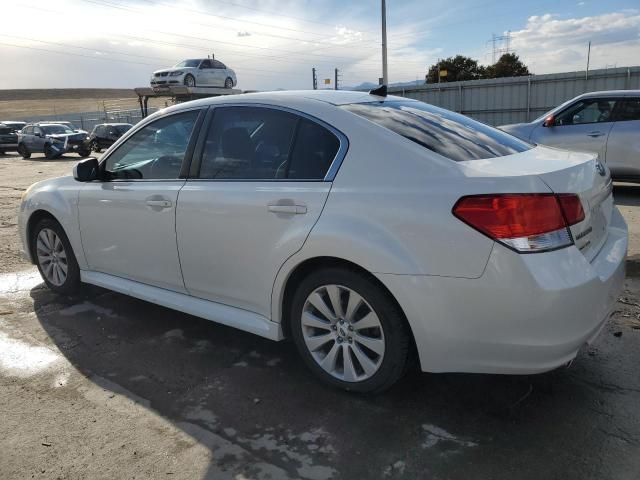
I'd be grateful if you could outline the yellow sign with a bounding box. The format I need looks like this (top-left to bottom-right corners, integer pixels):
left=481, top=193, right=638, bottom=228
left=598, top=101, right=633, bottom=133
left=439, top=69, right=448, bottom=77
left=324, top=78, right=331, bottom=84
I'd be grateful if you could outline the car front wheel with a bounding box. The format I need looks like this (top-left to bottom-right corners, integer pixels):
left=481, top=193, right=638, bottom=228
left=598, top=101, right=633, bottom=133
left=31, top=217, right=81, bottom=294
left=18, top=143, right=31, bottom=159
left=225, top=77, right=233, bottom=89
left=290, top=267, right=411, bottom=393
left=184, top=74, right=196, bottom=87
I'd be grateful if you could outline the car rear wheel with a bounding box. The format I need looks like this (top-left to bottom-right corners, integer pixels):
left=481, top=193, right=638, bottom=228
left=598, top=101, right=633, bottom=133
left=224, top=77, right=233, bottom=89
left=31, top=217, right=81, bottom=295
left=18, top=143, right=31, bottom=159
left=78, top=146, right=91, bottom=157
left=91, top=140, right=101, bottom=153
left=290, top=267, right=411, bottom=393
left=184, top=74, right=196, bottom=87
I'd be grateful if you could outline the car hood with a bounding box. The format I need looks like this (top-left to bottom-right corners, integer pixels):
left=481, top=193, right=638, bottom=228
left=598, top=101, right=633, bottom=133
left=152, top=68, right=192, bottom=75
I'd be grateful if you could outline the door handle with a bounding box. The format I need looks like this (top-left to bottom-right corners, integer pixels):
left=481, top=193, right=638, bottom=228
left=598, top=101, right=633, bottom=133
left=587, top=131, right=605, bottom=137
left=146, top=199, right=172, bottom=208
left=267, top=204, right=307, bottom=214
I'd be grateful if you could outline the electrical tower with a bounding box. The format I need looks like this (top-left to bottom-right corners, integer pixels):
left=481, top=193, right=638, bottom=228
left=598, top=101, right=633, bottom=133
left=488, top=31, right=511, bottom=63
left=312, top=68, right=318, bottom=90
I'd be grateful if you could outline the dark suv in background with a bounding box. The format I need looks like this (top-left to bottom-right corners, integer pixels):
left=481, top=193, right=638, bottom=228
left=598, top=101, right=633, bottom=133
left=1, top=121, right=27, bottom=132
left=0, top=124, right=19, bottom=154
left=87, top=123, right=132, bottom=152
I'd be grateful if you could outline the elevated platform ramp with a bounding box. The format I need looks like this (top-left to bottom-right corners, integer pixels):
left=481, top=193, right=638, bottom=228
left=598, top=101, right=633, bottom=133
left=134, top=86, right=243, bottom=117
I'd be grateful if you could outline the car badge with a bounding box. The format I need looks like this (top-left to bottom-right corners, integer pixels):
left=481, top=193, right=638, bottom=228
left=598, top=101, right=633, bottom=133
left=595, top=161, right=606, bottom=177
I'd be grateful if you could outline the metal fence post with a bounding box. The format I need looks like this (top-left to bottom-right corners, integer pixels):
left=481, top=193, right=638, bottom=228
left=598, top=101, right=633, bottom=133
left=526, top=77, right=531, bottom=122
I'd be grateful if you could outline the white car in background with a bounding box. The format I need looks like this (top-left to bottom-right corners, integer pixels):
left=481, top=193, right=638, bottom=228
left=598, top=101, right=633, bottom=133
left=150, top=58, right=237, bottom=89
left=18, top=90, right=627, bottom=392
left=500, top=90, right=640, bottom=182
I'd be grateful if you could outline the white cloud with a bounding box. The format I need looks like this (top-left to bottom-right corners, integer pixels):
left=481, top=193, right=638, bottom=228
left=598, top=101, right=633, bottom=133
left=511, top=11, right=640, bottom=73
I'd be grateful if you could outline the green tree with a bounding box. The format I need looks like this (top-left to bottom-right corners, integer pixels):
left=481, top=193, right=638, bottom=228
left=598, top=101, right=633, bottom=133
left=426, top=55, right=485, bottom=83
left=485, top=53, right=530, bottom=78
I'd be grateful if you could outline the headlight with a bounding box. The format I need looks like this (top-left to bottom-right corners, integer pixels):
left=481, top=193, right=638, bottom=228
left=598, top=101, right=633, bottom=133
left=169, top=71, right=184, bottom=76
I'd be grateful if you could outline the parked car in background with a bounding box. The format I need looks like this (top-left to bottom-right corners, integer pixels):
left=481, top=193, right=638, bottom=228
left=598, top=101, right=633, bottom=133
left=500, top=90, right=640, bottom=182
left=150, top=58, right=237, bottom=89
left=18, top=123, right=91, bottom=159
left=86, top=123, right=133, bottom=152
left=1, top=121, right=27, bottom=132
left=0, top=124, right=19, bottom=154
left=18, top=91, right=627, bottom=392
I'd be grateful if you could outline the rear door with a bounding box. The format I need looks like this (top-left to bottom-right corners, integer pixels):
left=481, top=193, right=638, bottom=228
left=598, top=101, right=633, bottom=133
left=606, top=97, right=640, bottom=180
left=531, top=97, right=617, bottom=161
left=177, top=105, right=345, bottom=317
left=197, top=59, right=214, bottom=86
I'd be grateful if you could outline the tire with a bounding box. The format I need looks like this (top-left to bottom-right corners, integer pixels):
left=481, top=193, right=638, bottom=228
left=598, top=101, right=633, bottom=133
left=31, top=217, right=81, bottom=295
left=78, top=147, right=91, bottom=157
left=290, top=267, right=410, bottom=393
left=184, top=74, right=196, bottom=87
left=92, top=140, right=101, bottom=153
left=44, top=144, right=59, bottom=160
left=224, top=77, right=233, bottom=89
left=18, top=143, right=31, bottom=159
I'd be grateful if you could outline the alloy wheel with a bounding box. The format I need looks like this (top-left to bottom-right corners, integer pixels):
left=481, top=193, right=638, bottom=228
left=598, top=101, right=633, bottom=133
left=301, top=284, right=386, bottom=382
left=36, top=228, right=68, bottom=286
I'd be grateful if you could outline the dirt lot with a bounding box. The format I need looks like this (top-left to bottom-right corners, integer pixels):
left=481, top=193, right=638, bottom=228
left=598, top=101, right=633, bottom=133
left=0, top=89, right=167, bottom=119
left=0, top=151, right=639, bottom=479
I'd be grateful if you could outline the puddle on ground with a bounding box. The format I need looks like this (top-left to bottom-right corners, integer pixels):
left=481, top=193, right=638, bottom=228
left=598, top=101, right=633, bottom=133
left=0, top=331, right=61, bottom=378
left=0, top=269, right=42, bottom=295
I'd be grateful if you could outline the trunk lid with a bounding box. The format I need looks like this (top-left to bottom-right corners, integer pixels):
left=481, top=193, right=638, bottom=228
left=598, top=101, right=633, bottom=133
left=459, top=145, right=613, bottom=261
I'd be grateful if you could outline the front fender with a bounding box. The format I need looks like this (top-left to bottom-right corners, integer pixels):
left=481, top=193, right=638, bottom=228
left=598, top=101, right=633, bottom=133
left=19, top=176, right=86, bottom=268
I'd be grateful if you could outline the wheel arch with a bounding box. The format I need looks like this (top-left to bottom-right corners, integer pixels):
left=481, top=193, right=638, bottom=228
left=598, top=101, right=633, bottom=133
left=276, top=256, right=417, bottom=356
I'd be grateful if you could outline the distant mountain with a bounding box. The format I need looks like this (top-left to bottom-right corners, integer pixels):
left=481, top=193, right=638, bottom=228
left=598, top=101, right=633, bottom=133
left=344, top=80, right=425, bottom=91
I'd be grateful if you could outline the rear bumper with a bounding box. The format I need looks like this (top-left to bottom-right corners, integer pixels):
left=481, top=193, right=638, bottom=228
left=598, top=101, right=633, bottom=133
left=378, top=207, right=628, bottom=374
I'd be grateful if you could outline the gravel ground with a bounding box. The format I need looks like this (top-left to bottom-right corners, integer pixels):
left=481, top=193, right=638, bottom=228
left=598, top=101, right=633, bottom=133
left=0, top=151, right=639, bottom=479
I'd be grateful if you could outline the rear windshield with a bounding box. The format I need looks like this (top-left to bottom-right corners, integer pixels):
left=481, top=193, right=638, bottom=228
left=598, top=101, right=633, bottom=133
left=342, top=100, right=532, bottom=162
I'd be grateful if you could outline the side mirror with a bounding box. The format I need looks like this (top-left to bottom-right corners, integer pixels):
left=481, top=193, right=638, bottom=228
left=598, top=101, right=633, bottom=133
left=73, top=157, right=100, bottom=182
left=542, top=115, right=555, bottom=127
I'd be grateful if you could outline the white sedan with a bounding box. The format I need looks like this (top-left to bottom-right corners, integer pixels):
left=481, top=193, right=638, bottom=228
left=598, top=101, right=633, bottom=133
left=150, top=58, right=237, bottom=89
left=18, top=90, right=627, bottom=392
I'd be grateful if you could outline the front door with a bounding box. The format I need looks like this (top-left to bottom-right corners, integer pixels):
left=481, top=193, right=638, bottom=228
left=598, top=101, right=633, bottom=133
left=531, top=97, right=618, bottom=161
left=177, top=106, right=344, bottom=318
left=78, top=108, right=203, bottom=293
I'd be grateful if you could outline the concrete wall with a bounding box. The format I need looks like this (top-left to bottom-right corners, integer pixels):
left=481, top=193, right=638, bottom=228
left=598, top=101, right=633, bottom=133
left=389, top=66, right=640, bottom=126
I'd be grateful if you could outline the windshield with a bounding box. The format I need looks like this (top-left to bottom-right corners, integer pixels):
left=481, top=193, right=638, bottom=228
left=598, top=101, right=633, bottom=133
left=532, top=97, right=578, bottom=123
left=115, top=125, right=132, bottom=134
left=41, top=125, right=74, bottom=135
left=343, top=100, right=532, bottom=162
left=174, top=59, right=201, bottom=68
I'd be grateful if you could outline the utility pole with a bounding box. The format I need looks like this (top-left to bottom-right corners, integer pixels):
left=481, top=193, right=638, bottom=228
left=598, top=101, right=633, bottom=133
left=334, top=68, right=340, bottom=90
left=585, top=41, right=591, bottom=80
left=381, top=0, right=388, bottom=85
left=312, top=68, right=317, bottom=90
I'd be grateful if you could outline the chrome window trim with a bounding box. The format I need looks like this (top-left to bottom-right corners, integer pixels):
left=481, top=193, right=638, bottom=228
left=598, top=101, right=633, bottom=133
left=190, top=102, right=349, bottom=183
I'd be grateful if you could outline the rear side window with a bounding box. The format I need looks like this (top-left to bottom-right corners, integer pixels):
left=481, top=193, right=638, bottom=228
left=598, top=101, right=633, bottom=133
left=342, top=100, right=531, bottom=162
left=614, top=98, right=640, bottom=122
left=198, top=107, right=340, bottom=180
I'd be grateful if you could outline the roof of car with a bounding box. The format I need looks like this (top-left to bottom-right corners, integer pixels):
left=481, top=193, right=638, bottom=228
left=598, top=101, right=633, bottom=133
left=99, top=123, right=132, bottom=126
left=576, top=90, right=640, bottom=98
left=167, top=90, right=411, bottom=113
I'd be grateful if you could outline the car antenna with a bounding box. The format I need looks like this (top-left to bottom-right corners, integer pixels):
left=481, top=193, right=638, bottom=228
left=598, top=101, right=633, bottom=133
left=369, top=84, right=387, bottom=97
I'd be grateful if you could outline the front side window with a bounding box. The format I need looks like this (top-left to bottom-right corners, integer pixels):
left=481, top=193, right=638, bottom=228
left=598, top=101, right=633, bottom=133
left=198, top=107, right=340, bottom=180
left=343, top=100, right=531, bottom=162
left=613, top=98, right=640, bottom=122
left=555, top=99, right=617, bottom=125
left=200, top=60, right=212, bottom=69
left=104, top=110, right=200, bottom=180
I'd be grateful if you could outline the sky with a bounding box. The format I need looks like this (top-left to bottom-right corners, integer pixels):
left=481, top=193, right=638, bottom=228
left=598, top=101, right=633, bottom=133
left=0, top=0, right=639, bottom=91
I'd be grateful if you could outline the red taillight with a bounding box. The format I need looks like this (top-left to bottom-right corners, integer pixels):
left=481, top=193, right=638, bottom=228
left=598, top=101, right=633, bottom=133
left=453, top=193, right=583, bottom=253
left=556, top=194, right=585, bottom=226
